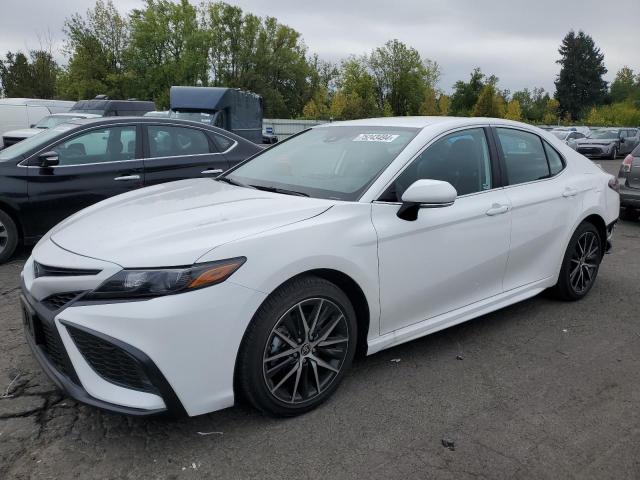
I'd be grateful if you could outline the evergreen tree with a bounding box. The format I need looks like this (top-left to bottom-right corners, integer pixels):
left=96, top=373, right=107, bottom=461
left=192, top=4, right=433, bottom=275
left=554, top=30, right=607, bottom=120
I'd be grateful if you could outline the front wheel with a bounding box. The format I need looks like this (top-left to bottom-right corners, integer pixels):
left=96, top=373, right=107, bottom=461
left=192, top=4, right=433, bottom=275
left=237, top=276, right=357, bottom=417
left=552, top=222, right=602, bottom=301
left=610, top=147, right=618, bottom=160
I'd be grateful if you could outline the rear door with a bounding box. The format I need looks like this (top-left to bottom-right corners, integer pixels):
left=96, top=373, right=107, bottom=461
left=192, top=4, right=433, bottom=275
left=142, top=124, right=230, bottom=186
left=24, top=124, right=144, bottom=236
left=493, top=127, right=585, bottom=290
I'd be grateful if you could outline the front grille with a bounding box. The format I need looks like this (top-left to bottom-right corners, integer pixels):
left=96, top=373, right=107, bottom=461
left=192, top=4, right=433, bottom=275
left=2, top=136, right=24, bottom=147
left=67, top=326, right=157, bottom=393
left=41, top=291, right=83, bottom=311
left=578, top=147, right=600, bottom=155
left=34, top=262, right=101, bottom=278
left=37, top=317, right=71, bottom=377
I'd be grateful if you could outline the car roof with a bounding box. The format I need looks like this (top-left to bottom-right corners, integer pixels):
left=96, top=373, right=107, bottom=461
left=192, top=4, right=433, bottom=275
left=61, top=116, right=251, bottom=143
left=316, top=116, right=532, bottom=130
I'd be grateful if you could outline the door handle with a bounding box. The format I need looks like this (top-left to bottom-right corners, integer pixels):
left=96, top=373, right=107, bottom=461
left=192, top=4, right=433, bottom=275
left=562, top=187, right=578, bottom=198
left=485, top=204, right=509, bottom=216
left=201, top=168, right=223, bottom=175
left=114, top=174, right=141, bottom=181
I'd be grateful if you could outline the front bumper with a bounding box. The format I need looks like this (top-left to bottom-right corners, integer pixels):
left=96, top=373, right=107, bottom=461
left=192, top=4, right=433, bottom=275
left=21, top=241, right=267, bottom=417
left=577, top=145, right=615, bottom=158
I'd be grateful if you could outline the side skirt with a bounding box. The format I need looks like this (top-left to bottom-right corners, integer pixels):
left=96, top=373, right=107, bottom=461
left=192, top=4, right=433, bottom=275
left=367, top=277, right=553, bottom=355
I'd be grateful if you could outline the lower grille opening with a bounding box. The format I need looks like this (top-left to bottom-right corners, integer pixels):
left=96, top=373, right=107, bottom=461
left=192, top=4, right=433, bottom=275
left=66, top=326, right=158, bottom=394
left=35, top=316, right=72, bottom=377
left=41, top=291, right=83, bottom=311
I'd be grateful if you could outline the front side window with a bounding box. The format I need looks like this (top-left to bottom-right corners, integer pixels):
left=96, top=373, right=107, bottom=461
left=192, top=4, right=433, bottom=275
left=226, top=126, right=418, bottom=201
left=497, top=128, right=550, bottom=185
left=147, top=126, right=212, bottom=158
left=53, top=126, right=137, bottom=165
left=382, top=128, right=492, bottom=201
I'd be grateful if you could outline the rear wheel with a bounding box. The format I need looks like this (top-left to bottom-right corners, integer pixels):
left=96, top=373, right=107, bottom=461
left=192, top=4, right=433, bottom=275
left=237, top=276, right=357, bottom=417
left=0, top=210, right=18, bottom=264
left=610, top=147, right=618, bottom=160
left=552, top=222, right=602, bottom=301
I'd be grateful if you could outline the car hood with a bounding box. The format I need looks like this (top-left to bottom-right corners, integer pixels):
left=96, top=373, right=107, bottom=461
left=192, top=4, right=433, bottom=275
left=50, top=179, right=335, bottom=267
left=2, top=128, right=39, bottom=138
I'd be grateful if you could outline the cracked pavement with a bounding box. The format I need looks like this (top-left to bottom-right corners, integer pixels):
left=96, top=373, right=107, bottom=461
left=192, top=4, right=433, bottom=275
left=1, top=160, right=639, bottom=479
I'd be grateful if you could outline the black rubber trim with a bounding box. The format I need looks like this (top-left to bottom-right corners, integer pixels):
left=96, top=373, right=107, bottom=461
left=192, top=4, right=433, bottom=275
left=59, top=320, right=188, bottom=417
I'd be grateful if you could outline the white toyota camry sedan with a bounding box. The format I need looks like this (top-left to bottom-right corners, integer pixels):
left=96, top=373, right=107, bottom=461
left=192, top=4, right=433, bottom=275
left=21, top=117, right=619, bottom=417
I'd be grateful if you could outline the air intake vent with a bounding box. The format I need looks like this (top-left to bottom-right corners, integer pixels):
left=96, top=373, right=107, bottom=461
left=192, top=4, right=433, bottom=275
left=41, top=291, right=83, bottom=310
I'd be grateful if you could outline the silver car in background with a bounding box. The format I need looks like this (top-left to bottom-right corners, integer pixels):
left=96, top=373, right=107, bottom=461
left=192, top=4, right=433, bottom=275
left=576, top=128, right=640, bottom=159
left=550, top=129, right=586, bottom=150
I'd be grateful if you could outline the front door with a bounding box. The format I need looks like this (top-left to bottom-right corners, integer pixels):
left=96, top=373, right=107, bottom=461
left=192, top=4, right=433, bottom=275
left=143, top=124, right=230, bottom=186
left=372, top=127, right=512, bottom=335
left=24, top=124, right=144, bottom=237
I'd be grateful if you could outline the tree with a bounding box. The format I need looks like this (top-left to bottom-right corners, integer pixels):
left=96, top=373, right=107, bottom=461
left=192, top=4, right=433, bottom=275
left=0, top=50, right=58, bottom=99
left=450, top=68, right=485, bottom=116
left=543, top=98, right=560, bottom=124
left=59, top=0, right=130, bottom=100
left=369, top=39, right=440, bottom=116
left=419, top=86, right=438, bottom=115
left=336, top=56, right=379, bottom=118
left=472, top=84, right=505, bottom=118
left=437, top=94, right=451, bottom=116
left=554, top=30, right=608, bottom=121
left=504, top=99, right=522, bottom=121
left=126, top=0, right=209, bottom=107
left=610, top=66, right=640, bottom=105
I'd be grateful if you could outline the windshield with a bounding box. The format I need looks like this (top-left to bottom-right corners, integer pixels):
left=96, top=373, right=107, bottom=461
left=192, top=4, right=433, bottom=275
left=589, top=130, right=618, bottom=140
left=35, top=115, right=81, bottom=129
left=551, top=131, right=569, bottom=140
left=225, top=126, right=419, bottom=200
left=0, top=124, right=75, bottom=161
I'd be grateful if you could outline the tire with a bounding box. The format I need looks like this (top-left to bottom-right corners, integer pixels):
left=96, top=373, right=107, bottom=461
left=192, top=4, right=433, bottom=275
left=237, top=275, right=357, bottom=417
left=610, top=147, right=617, bottom=160
left=552, top=222, right=602, bottom=301
left=0, top=209, right=18, bottom=264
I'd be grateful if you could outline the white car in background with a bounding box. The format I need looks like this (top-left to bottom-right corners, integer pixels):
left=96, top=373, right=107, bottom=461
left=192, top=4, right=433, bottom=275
left=1, top=113, right=100, bottom=147
left=20, top=117, right=619, bottom=417
left=550, top=128, right=586, bottom=150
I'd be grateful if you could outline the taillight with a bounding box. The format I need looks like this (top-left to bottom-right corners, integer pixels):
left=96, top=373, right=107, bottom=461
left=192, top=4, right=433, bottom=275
left=608, top=176, right=620, bottom=192
left=621, top=155, right=633, bottom=172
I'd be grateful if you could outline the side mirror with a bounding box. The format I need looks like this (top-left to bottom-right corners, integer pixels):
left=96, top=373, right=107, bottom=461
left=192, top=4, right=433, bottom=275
left=397, top=179, right=457, bottom=221
left=39, top=151, right=59, bottom=168
left=30, top=124, right=36, bottom=128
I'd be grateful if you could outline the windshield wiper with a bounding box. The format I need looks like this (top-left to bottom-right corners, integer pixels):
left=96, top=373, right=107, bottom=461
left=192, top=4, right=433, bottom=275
left=216, top=176, right=254, bottom=189
left=250, top=185, right=310, bottom=197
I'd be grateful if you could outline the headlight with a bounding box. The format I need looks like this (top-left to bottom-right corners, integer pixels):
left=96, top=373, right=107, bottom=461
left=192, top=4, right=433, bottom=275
left=84, top=257, right=246, bottom=300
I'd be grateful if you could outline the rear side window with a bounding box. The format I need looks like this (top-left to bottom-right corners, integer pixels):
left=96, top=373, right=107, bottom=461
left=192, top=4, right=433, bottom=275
left=211, top=132, right=234, bottom=151
left=543, top=142, right=564, bottom=175
left=148, top=126, right=211, bottom=158
left=496, top=128, right=549, bottom=185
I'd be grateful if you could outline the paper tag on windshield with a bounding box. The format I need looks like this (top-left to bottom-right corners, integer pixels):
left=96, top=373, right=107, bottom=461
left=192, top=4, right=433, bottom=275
left=353, top=133, right=399, bottom=143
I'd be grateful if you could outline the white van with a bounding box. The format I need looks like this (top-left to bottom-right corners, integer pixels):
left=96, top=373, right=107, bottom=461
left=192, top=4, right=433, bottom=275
left=0, top=98, right=75, bottom=148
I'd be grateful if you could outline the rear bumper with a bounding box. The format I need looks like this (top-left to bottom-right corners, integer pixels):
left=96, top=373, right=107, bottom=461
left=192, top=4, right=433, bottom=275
left=620, top=186, right=640, bottom=208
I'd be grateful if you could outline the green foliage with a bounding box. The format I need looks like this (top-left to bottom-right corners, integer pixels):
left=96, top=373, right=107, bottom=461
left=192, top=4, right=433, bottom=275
left=472, top=84, right=505, bottom=118
left=504, top=99, right=522, bottom=121
left=554, top=30, right=608, bottom=121
left=369, top=39, right=440, bottom=116
left=450, top=68, right=485, bottom=116
left=510, top=87, right=550, bottom=123
left=0, top=50, right=58, bottom=98
left=543, top=98, right=560, bottom=125
left=585, top=102, right=640, bottom=126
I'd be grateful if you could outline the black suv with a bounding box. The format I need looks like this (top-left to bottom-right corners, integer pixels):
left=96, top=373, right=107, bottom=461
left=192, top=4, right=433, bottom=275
left=0, top=117, right=261, bottom=262
left=619, top=144, right=640, bottom=220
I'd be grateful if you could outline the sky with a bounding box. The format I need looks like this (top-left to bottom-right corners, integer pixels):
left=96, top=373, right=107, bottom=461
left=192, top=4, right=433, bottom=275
left=1, top=0, right=638, bottom=94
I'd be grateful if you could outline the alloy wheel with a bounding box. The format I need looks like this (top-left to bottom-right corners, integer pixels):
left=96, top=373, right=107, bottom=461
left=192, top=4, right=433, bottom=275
left=569, top=231, right=600, bottom=294
left=0, top=219, right=7, bottom=253
left=263, top=298, right=350, bottom=404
